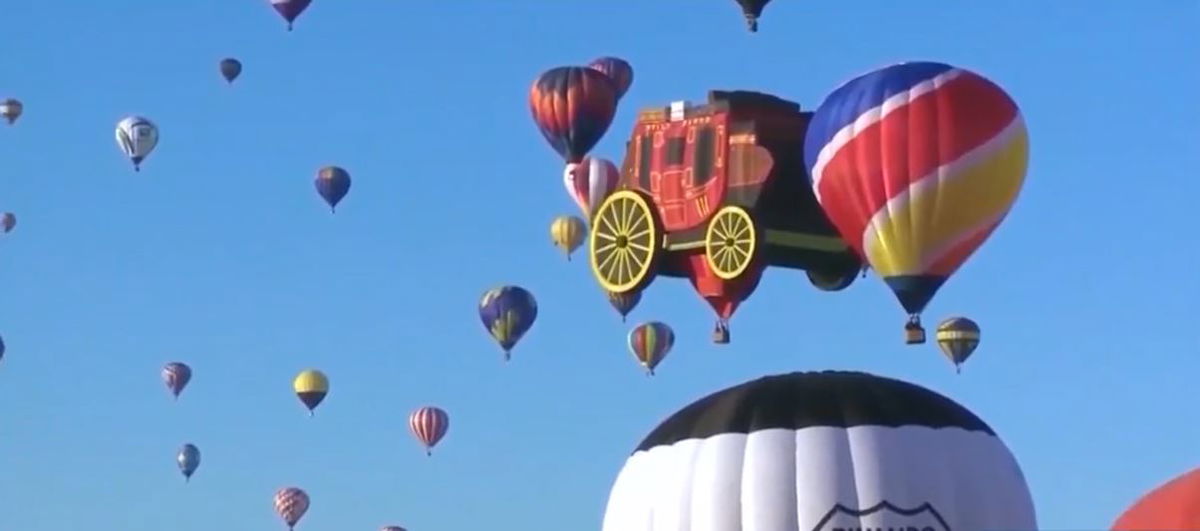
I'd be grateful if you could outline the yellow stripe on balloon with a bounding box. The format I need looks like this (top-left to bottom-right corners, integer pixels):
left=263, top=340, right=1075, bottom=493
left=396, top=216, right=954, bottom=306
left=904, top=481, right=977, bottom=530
left=863, top=121, right=1029, bottom=277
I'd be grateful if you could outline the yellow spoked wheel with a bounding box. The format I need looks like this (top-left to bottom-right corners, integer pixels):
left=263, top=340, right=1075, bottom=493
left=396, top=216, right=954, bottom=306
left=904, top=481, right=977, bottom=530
left=589, top=190, right=661, bottom=293
left=705, top=206, right=757, bottom=280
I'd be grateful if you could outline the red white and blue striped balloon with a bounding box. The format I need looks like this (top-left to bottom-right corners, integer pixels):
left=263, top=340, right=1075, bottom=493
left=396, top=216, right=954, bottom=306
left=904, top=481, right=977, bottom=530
left=409, top=406, right=450, bottom=456
left=804, top=61, right=1029, bottom=321
left=273, top=487, right=310, bottom=530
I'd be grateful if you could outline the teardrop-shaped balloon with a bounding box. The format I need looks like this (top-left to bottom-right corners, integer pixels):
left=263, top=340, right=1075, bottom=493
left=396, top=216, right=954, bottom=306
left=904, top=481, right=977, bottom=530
left=628, top=321, right=674, bottom=376
left=804, top=61, right=1028, bottom=343
left=1, top=212, right=15, bottom=234
left=478, top=285, right=537, bottom=361
left=219, top=58, right=243, bottom=83
left=735, top=0, right=772, bottom=32
left=176, top=443, right=201, bottom=482
left=606, top=290, right=641, bottom=322
left=293, top=369, right=329, bottom=416
left=162, top=362, right=192, bottom=400
left=563, top=157, right=619, bottom=221
left=935, top=316, right=980, bottom=372
left=273, top=487, right=310, bottom=530
left=530, top=66, right=618, bottom=163
left=0, top=334, right=6, bottom=364
left=114, top=116, right=159, bottom=172
left=587, top=57, right=634, bottom=100
left=381, top=527, right=408, bottom=531
left=314, top=166, right=351, bottom=213
left=550, top=215, right=586, bottom=260
left=0, top=98, right=22, bottom=125
left=268, top=0, right=312, bottom=31
left=409, top=406, right=450, bottom=456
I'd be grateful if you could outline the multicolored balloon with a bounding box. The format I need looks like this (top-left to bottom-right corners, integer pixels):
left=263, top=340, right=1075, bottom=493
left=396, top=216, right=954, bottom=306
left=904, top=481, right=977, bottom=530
left=628, top=321, right=674, bottom=376
left=606, top=290, right=641, bottom=322
left=293, top=369, right=328, bottom=416
left=1113, top=466, right=1200, bottom=530
left=550, top=215, right=586, bottom=260
left=409, top=406, right=450, bottom=456
left=314, top=166, right=351, bottom=213
left=1, top=212, right=15, bottom=234
left=269, top=0, right=312, bottom=31
left=587, top=57, right=634, bottom=100
left=162, top=362, right=192, bottom=400
left=602, top=371, right=1037, bottom=530
left=478, top=285, right=538, bottom=360
left=804, top=61, right=1028, bottom=344
left=563, top=156, right=619, bottom=221
left=0, top=98, right=22, bottom=125
left=114, top=116, right=159, bottom=172
left=936, top=316, right=980, bottom=372
left=176, top=443, right=200, bottom=482
left=735, top=0, right=772, bottom=32
left=219, top=58, right=243, bottom=84
left=529, top=66, right=618, bottom=164
left=273, top=487, right=310, bottom=530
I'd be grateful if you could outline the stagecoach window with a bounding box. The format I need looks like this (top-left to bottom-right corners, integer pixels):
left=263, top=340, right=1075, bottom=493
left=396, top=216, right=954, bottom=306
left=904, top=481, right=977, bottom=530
left=638, top=134, right=653, bottom=189
left=693, top=126, right=715, bottom=185
left=666, top=137, right=686, bottom=165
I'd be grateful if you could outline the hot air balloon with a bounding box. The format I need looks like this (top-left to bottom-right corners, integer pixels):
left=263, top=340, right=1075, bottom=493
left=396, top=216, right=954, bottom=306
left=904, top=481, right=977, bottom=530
left=936, top=316, right=980, bottom=373
left=0, top=334, right=5, bottom=363
left=269, top=0, right=312, bottom=31
left=114, top=116, right=159, bottom=172
left=1, top=213, right=15, bottom=234
left=409, top=406, right=449, bottom=456
left=530, top=66, right=618, bottom=164
left=550, top=215, right=586, bottom=260
left=563, top=156, right=619, bottom=221
left=602, top=371, right=1037, bottom=530
left=314, top=166, right=351, bottom=213
left=587, top=57, right=634, bottom=100
left=162, top=362, right=192, bottom=400
left=606, top=290, right=641, bottom=322
left=0, top=98, right=22, bottom=125
left=381, top=527, right=408, bottom=531
left=735, top=0, right=772, bottom=32
left=804, top=61, right=1029, bottom=344
left=176, top=443, right=200, bottom=482
left=1113, top=466, right=1200, bottom=530
left=274, top=487, right=310, bottom=530
left=628, top=321, right=673, bottom=376
left=478, top=285, right=537, bottom=361
left=293, top=369, right=328, bottom=416
left=220, top=58, right=243, bottom=84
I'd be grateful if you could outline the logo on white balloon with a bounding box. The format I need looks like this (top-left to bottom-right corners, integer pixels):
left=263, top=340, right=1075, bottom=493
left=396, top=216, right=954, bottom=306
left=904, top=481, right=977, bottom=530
left=812, top=501, right=950, bottom=531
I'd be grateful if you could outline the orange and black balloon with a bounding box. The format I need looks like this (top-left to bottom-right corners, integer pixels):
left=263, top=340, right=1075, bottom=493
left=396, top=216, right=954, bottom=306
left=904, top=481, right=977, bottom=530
left=529, top=66, right=618, bottom=164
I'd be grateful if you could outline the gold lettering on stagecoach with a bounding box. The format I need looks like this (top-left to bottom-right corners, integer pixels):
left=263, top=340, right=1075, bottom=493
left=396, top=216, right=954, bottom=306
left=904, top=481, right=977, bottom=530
left=696, top=195, right=710, bottom=217
left=686, top=126, right=696, bottom=144
left=716, top=125, right=726, bottom=168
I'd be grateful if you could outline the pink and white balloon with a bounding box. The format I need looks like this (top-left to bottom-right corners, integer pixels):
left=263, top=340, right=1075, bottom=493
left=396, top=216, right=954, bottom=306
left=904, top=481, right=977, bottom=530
left=563, top=156, right=620, bottom=220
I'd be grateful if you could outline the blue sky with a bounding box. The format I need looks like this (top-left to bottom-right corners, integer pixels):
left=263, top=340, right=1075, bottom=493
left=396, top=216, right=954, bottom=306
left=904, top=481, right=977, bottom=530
left=0, top=1, right=1196, bottom=529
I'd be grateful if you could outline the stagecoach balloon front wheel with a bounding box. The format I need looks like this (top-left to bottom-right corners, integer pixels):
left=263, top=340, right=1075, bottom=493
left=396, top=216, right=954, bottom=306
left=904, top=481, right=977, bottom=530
left=705, top=206, right=757, bottom=280
left=589, top=190, right=661, bottom=293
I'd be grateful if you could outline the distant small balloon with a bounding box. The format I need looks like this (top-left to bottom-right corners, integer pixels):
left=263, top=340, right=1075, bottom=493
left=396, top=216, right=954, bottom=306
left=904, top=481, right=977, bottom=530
left=628, top=321, right=674, bottom=376
left=0, top=98, right=22, bottom=125
left=380, top=527, right=407, bottom=531
left=550, top=215, right=586, bottom=260
left=0, top=334, right=6, bottom=363
left=162, top=362, right=193, bottom=400
left=220, top=58, right=243, bottom=83
left=606, top=290, right=641, bottom=322
left=274, top=487, right=310, bottom=530
left=293, top=369, right=329, bottom=416
left=177, top=443, right=201, bottom=482
left=935, top=317, right=981, bottom=373
left=409, top=406, right=449, bottom=456
left=114, top=116, right=159, bottom=172
left=269, top=0, right=313, bottom=31
left=314, top=166, right=351, bottom=213
left=1, top=213, right=15, bottom=234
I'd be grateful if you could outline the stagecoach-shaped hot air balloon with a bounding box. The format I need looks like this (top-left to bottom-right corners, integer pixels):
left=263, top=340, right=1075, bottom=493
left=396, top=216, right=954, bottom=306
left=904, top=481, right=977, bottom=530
left=587, top=90, right=862, bottom=343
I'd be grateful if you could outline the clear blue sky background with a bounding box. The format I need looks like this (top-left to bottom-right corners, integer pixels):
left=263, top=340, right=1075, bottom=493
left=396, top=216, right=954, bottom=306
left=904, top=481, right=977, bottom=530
left=0, top=1, right=1196, bottom=529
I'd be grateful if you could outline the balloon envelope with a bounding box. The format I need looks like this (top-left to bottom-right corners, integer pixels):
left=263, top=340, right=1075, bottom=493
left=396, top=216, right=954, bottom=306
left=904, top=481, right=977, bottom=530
left=293, top=369, right=329, bottom=413
left=220, top=58, right=243, bottom=83
left=177, top=443, right=201, bottom=479
left=0, top=98, right=22, bottom=125
left=602, top=371, right=1037, bottom=530
left=314, top=166, right=351, bottom=212
left=274, top=487, right=310, bottom=528
left=1, top=212, right=15, bottom=233
left=162, top=362, right=192, bottom=399
left=114, top=116, right=159, bottom=170
left=804, top=62, right=1028, bottom=322
left=1113, top=467, right=1200, bottom=530
left=529, top=66, right=618, bottom=163
left=478, top=285, right=538, bottom=359
left=587, top=57, right=634, bottom=99
left=409, top=406, right=450, bottom=455
left=269, top=0, right=312, bottom=30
